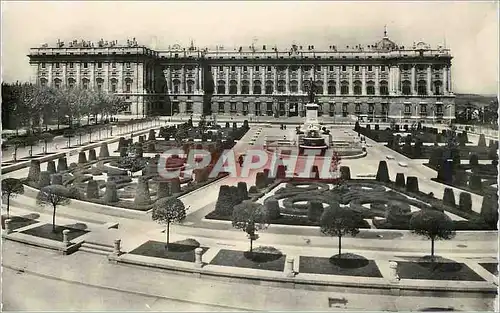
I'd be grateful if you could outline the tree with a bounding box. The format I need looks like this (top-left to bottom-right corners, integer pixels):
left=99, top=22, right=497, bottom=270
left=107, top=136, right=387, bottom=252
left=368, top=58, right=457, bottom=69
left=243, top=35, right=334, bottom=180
left=232, top=201, right=270, bottom=252
left=152, top=197, right=188, bottom=250
left=320, top=203, right=361, bottom=257
left=409, top=209, right=456, bottom=260
left=39, top=132, right=55, bottom=154
left=24, top=134, right=40, bottom=155
left=36, top=185, right=71, bottom=232
left=1, top=178, right=24, bottom=218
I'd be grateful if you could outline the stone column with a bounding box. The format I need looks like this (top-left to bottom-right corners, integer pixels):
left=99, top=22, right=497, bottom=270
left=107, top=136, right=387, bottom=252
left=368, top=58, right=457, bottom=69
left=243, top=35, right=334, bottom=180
left=4, top=219, right=12, bottom=234
left=442, top=66, right=448, bottom=95
left=225, top=66, right=230, bottom=95
left=426, top=65, right=432, bottom=95
left=104, top=62, right=110, bottom=91
left=194, top=247, right=203, bottom=268
left=166, top=67, right=172, bottom=91
left=298, top=66, right=302, bottom=92
left=323, top=66, right=328, bottom=95
left=284, top=257, right=295, bottom=277
left=195, top=66, right=200, bottom=92
left=348, top=66, right=354, bottom=95
left=388, top=261, right=400, bottom=283
left=336, top=66, right=341, bottom=96
left=90, top=63, right=95, bottom=89
left=411, top=65, right=416, bottom=95
left=76, top=63, right=81, bottom=88
left=213, top=67, right=218, bottom=93
left=395, top=66, right=401, bottom=95
left=62, top=63, right=67, bottom=88
left=361, top=66, right=366, bottom=95
left=237, top=66, right=242, bottom=94
left=62, top=229, right=70, bottom=246
left=48, top=63, right=53, bottom=87
left=375, top=66, right=380, bottom=96
left=389, top=66, right=397, bottom=96
left=181, top=65, right=186, bottom=94
left=249, top=66, right=254, bottom=95
left=273, top=66, right=278, bottom=94
left=113, top=239, right=121, bottom=255
left=448, top=66, right=452, bottom=93
left=286, top=66, right=290, bottom=93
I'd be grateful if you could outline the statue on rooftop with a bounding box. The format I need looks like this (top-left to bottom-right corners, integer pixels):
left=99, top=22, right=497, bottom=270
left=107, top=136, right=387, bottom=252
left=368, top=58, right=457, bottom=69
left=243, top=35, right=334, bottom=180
left=307, top=78, right=316, bottom=103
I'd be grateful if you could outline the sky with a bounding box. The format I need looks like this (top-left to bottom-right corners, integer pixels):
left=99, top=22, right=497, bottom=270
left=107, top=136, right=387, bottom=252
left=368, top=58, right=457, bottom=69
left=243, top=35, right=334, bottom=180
left=1, top=1, right=498, bottom=95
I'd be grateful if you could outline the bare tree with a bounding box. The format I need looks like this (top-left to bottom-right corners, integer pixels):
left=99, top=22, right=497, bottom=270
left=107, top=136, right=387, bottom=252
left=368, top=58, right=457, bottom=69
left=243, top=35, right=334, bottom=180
left=152, top=197, right=188, bottom=250
left=36, top=185, right=71, bottom=232
left=320, top=203, right=361, bottom=257
left=232, top=201, right=270, bottom=252
left=2, top=178, right=25, bottom=218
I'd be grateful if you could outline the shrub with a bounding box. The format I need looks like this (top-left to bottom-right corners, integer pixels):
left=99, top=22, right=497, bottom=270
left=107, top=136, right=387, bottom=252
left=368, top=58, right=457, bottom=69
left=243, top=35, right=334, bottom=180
left=148, top=129, right=156, bottom=141
left=429, top=147, right=444, bottom=167
left=170, top=177, right=181, bottom=194
left=308, top=200, right=323, bottom=222
left=38, top=171, right=51, bottom=188
left=406, top=176, right=419, bottom=193
left=99, top=143, right=110, bottom=158
left=103, top=182, right=119, bottom=203
left=88, top=148, right=97, bottom=161
left=265, top=199, right=280, bottom=220
left=442, top=188, right=456, bottom=206
left=339, top=166, right=351, bottom=180
left=46, top=160, right=56, bottom=174
left=453, top=170, right=467, bottom=187
left=120, top=147, right=127, bottom=157
left=478, top=134, right=486, bottom=147
left=51, top=173, right=63, bottom=185
left=385, top=201, right=412, bottom=228
left=78, top=151, right=87, bottom=164
left=134, top=177, right=151, bottom=205
left=395, top=173, right=406, bottom=188
left=437, top=160, right=453, bottom=184
left=375, top=161, right=390, bottom=183
left=214, top=185, right=241, bottom=216
left=118, top=137, right=127, bottom=151
left=157, top=181, right=171, bottom=199
left=458, top=192, right=472, bottom=211
left=248, top=185, right=259, bottom=194
left=68, top=186, right=83, bottom=200
left=461, top=131, right=468, bottom=143
left=135, top=146, right=144, bottom=158
left=468, top=175, right=482, bottom=191
left=237, top=182, right=249, bottom=202
left=147, top=142, right=155, bottom=153
left=28, top=160, right=41, bottom=182
left=480, top=191, right=499, bottom=228
left=86, top=180, right=99, bottom=198
left=375, top=124, right=379, bottom=131
left=469, top=153, right=479, bottom=166
left=255, top=172, right=267, bottom=189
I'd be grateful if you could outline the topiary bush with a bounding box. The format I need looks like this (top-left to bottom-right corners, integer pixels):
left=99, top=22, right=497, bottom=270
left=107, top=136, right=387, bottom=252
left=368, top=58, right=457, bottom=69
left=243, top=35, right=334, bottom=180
left=384, top=201, right=412, bottom=228
left=395, top=173, right=406, bottom=188
left=78, top=151, right=87, bottom=164
left=375, top=161, right=390, bottom=183
left=170, top=177, right=181, bottom=194
left=480, top=190, right=498, bottom=228
left=134, top=176, right=151, bottom=205
left=458, top=192, right=472, bottom=211
left=478, top=134, right=486, bottom=147
left=38, top=171, right=51, bottom=188
left=147, top=142, right=155, bottom=153
left=237, top=182, right=249, bottom=202
left=442, top=188, right=456, bottom=207
left=148, top=129, right=156, bottom=141
left=120, top=147, right=128, bottom=157
left=51, top=173, right=63, bottom=185
left=28, top=160, right=41, bottom=182
left=99, top=143, right=110, bottom=158
left=468, top=175, right=482, bottom=191
left=86, top=180, right=99, bottom=199
left=453, top=170, right=467, bottom=187
left=46, top=160, right=56, bottom=174
left=68, top=186, right=83, bottom=200
left=340, top=166, right=351, bottom=180
left=255, top=172, right=267, bottom=189
left=469, top=153, right=479, bottom=166
left=406, top=176, right=419, bottom=193
left=265, top=198, right=281, bottom=220
left=135, top=146, right=144, bottom=158
left=157, top=181, right=171, bottom=199
left=214, top=185, right=241, bottom=216
left=248, top=185, right=259, bottom=194
left=308, top=200, right=324, bottom=222
left=88, top=148, right=97, bottom=161
left=103, top=182, right=119, bottom=203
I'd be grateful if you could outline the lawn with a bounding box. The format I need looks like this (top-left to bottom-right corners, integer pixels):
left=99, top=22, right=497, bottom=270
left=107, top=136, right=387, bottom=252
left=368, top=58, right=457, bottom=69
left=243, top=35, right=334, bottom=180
left=128, top=240, right=208, bottom=262
left=397, top=260, right=485, bottom=281
left=299, top=253, right=383, bottom=277
left=3, top=215, right=39, bottom=231
left=21, top=224, right=89, bottom=242
left=479, top=263, right=498, bottom=276
left=209, top=249, right=286, bottom=272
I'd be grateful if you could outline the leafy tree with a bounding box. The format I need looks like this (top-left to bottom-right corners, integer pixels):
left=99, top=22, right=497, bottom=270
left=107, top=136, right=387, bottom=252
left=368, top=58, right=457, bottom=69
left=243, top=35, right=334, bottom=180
left=39, top=132, right=55, bottom=154
left=320, top=203, right=362, bottom=257
left=232, top=201, right=270, bottom=252
left=23, top=134, right=40, bottom=155
left=36, top=185, right=71, bottom=232
left=1, top=178, right=24, bottom=218
left=152, top=197, right=188, bottom=250
left=409, top=209, right=456, bottom=259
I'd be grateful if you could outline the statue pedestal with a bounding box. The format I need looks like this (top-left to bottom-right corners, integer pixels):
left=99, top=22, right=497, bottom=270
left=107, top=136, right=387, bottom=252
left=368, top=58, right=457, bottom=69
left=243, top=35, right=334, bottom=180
left=300, top=103, right=321, bottom=133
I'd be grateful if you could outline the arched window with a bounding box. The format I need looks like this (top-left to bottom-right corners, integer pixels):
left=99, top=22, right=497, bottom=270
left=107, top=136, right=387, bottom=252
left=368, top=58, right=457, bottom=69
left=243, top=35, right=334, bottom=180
left=96, top=78, right=104, bottom=91
left=302, top=79, right=311, bottom=93
left=402, top=80, right=411, bottom=95
left=53, top=78, right=62, bottom=89
left=353, top=80, right=362, bottom=95
left=265, top=80, right=273, bottom=95
left=172, top=79, right=180, bottom=93
left=433, top=80, right=443, bottom=95
left=340, top=81, right=349, bottom=95
left=68, top=78, right=76, bottom=89
left=315, top=81, right=323, bottom=94
left=229, top=80, right=237, bottom=94
left=277, top=80, right=286, bottom=93
left=40, top=78, right=48, bottom=87
left=82, top=78, right=90, bottom=90
left=366, top=81, right=375, bottom=95
left=290, top=80, right=298, bottom=93
left=125, top=78, right=133, bottom=93
left=379, top=80, right=389, bottom=95
left=253, top=80, right=262, bottom=94
left=327, top=80, right=336, bottom=95
left=241, top=80, right=250, bottom=94
left=417, top=80, right=427, bottom=95
left=217, top=80, right=225, bottom=94
left=186, top=80, right=195, bottom=93
left=110, top=78, right=117, bottom=93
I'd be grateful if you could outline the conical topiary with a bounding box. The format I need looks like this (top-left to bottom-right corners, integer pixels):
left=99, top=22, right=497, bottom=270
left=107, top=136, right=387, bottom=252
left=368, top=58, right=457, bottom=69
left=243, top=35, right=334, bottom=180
left=157, top=181, right=171, bottom=199
left=170, top=177, right=181, bottom=194
left=120, top=147, right=128, bottom=157
left=265, top=198, right=280, bottom=220
left=308, top=200, right=324, bottom=222
left=237, top=182, right=248, bottom=202
left=458, top=192, right=472, bottom=211
left=480, top=190, right=499, bottom=228
left=340, top=166, right=351, bottom=180
left=147, top=142, right=155, bottom=153
left=46, top=160, right=56, bottom=174
left=395, top=173, right=406, bottom=188
left=86, top=179, right=99, bottom=199
left=478, top=134, right=486, bottom=147
left=443, top=187, right=456, bottom=207
left=134, top=176, right=151, bottom=205
left=375, top=161, right=390, bottom=183
left=99, top=142, right=110, bottom=158
left=148, top=129, right=156, bottom=141
left=406, top=176, right=419, bottom=193
left=38, top=171, right=51, bottom=188
left=103, top=182, right=119, bottom=203
left=78, top=151, right=87, bottom=164
left=88, top=148, right=97, bottom=161
left=57, top=157, right=68, bottom=172
left=28, top=160, right=41, bottom=182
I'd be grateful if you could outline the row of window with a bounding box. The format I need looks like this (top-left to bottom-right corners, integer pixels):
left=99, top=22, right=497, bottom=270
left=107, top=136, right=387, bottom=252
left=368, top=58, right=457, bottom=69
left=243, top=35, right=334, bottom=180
left=40, top=77, right=133, bottom=93
left=211, top=64, right=445, bottom=73
left=41, top=62, right=132, bottom=69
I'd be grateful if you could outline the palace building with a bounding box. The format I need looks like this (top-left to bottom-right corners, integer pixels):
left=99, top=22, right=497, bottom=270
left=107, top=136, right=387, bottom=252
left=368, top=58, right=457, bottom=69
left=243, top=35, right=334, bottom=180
left=27, top=31, right=455, bottom=122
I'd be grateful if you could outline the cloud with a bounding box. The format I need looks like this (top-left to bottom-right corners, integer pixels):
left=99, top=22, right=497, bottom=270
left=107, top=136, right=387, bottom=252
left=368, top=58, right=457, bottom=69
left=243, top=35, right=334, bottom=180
left=1, top=1, right=498, bottom=94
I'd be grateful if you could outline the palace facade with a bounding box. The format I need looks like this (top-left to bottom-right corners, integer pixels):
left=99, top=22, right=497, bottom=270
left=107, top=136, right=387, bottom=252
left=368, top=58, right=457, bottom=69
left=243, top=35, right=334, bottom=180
left=27, top=32, right=455, bottom=122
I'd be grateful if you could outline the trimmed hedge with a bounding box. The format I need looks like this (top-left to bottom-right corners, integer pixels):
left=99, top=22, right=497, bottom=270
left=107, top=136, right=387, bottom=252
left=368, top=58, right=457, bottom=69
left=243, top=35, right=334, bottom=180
left=38, top=171, right=51, bottom=188
left=46, top=160, right=56, bottom=174
left=78, top=151, right=87, bottom=164
left=340, top=166, right=351, bottom=180
left=51, top=173, right=63, bottom=185
left=265, top=198, right=281, bottom=220
left=99, top=143, right=110, bottom=158
left=86, top=180, right=99, bottom=199
left=395, top=173, right=406, bottom=188
left=458, top=192, right=472, bottom=211
left=406, top=176, right=419, bottom=193
left=103, top=182, right=119, bottom=203
left=56, top=157, right=67, bottom=172
left=442, top=188, right=456, bottom=207
left=134, top=177, right=151, bottom=205
left=308, top=200, right=323, bottom=222
left=375, top=161, right=390, bottom=183
left=28, top=160, right=41, bottom=182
